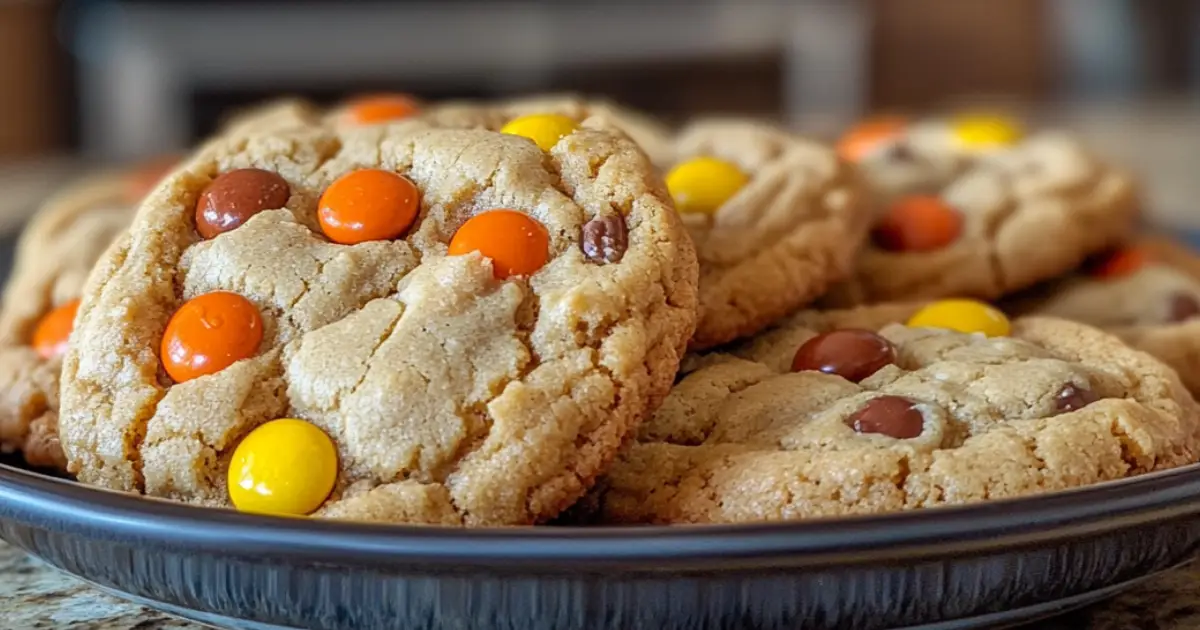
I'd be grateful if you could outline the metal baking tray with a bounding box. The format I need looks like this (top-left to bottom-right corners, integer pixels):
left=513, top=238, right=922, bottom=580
left=3, top=460, right=1200, bottom=630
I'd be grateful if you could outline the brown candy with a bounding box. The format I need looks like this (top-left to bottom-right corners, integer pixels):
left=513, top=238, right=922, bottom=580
left=848, top=395, right=924, bottom=439
left=1168, top=292, right=1200, bottom=323
left=581, top=214, right=628, bottom=264
left=1054, top=383, right=1099, bottom=414
left=792, top=329, right=896, bottom=383
left=196, top=168, right=291, bottom=239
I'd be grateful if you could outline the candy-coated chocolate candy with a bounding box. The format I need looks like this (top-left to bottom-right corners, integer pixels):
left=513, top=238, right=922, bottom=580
left=196, top=168, right=291, bottom=239
left=1169, top=293, right=1200, bottom=323
left=500, top=114, right=579, bottom=152
left=872, top=195, right=963, bottom=252
left=848, top=395, right=924, bottom=439
left=581, top=214, right=628, bottom=264
left=448, top=210, right=550, bottom=279
left=32, top=299, right=81, bottom=360
left=123, top=155, right=180, bottom=203
left=907, top=299, right=1011, bottom=337
left=227, top=418, right=338, bottom=516
left=951, top=114, right=1023, bottom=148
left=665, top=157, right=749, bottom=215
left=161, top=291, right=263, bottom=383
left=836, top=116, right=908, bottom=162
left=791, top=329, right=896, bottom=383
left=1088, top=247, right=1147, bottom=279
left=342, top=94, right=420, bottom=124
left=1054, top=383, right=1098, bottom=414
left=318, top=169, right=420, bottom=245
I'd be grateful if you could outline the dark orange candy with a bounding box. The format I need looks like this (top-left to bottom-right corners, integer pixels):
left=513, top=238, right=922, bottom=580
left=448, top=210, right=550, bottom=279
left=1089, top=247, right=1147, bottom=279
left=32, top=299, right=81, bottom=360
left=318, top=169, right=420, bottom=245
left=837, top=116, right=908, bottom=162
left=161, top=292, right=263, bottom=383
left=872, top=195, right=963, bottom=252
left=343, top=94, right=420, bottom=125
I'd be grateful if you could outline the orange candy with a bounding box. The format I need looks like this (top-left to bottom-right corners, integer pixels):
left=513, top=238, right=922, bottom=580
left=161, top=292, right=263, bottom=383
left=1089, top=247, right=1148, bottom=279
left=448, top=210, right=550, bottom=279
left=837, top=116, right=908, bottom=162
left=872, top=195, right=963, bottom=252
left=123, top=154, right=180, bottom=203
left=342, top=94, right=420, bottom=124
left=318, top=169, right=420, bottom=245
left=32, top=299, right=81, bottom=360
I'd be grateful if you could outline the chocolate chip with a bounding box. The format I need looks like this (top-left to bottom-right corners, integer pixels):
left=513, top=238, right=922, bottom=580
left=886, top=142, right=916, bottom=162
left=1169, top=292, right=1200, bottom=323
left=848, top=395, right=925, bottom=439
left=792, top=329, right=897, bottom=383
left=1055, top=383, right=1099, bottom=414
left=196, top=168, right=291, bottom=239
left=581, top=214, right=628, bottom=264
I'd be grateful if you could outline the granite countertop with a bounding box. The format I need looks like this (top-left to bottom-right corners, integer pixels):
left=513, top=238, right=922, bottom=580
left=1, top=537, right=1198, bottom=629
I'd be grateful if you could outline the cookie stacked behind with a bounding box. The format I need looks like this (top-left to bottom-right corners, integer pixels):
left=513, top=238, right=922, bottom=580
left=1006, top=237, right=1200, bottom=395
left=0, top=162, right=171, bottom=471
left=57, top=114, right=698, bottom=526
left=823, top=115, right=1139, bottom=305
left=588, top=300, right=1198, bottom=524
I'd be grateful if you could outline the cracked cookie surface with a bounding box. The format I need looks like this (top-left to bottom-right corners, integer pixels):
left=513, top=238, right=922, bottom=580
left=592, top=303, right=1197, bottom=524
left=667, top=119, right=869, bottom=349
left=0, top=172, right=147, bottom=472
left=1008, top=240, right=1200, bottom=395
left=59, top=118, right=698, bottom=526
left=826, top=119, right=1139, bottom=306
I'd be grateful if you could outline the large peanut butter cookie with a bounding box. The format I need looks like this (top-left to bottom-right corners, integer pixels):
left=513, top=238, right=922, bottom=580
left=664, top=119, right=869, bottom=348
left=59, top=118, right=698, bottom=526
left=1008, top=239, right=1200, bottom=395
left=592, top=300, right=1196, bottom=524
left=825, top=116, right=1138, bottom=305
left=0, top=160, right=177, bottom=472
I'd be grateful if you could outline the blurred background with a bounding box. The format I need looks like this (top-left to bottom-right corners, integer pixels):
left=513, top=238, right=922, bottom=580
left=2, top=0, right=1199, bottom=232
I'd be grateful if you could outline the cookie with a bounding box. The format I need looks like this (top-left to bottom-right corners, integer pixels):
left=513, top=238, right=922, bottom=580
left=1008, top=240, right=1200, bottom=394
left=420, top=93, right=674, bottom=166
left=58, top=117, right=698, bottom=526
left=592, top=299, right=1197, bottom=524
left=0, top=165, right=165, bottom=471
left=825, top=115, right=1139, bottom=305
left=665, top=119, right=869, bottom=349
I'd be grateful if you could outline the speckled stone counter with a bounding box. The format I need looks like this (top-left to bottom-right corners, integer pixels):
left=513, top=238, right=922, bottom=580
left=1, top=539, right=1198, bottom=629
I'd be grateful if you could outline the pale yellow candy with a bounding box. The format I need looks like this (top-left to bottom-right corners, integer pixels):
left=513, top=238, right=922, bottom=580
left=500, top=114, right=580, bottom=151
left=228, top=418, right=338, bottom=516
left=665, top=157, right=749, bottom=215
left=907, top=299, right=1011, bottom=337
left=951, top=114, right=1023, bottom=149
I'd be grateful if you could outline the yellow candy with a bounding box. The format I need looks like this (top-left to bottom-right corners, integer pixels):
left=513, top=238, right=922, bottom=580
left=228, top=418, right=338, bottom=516
left=906, top=299, right=1011, bottom=337
left=665, top=157, right=749, bottom=215
left=500, top=114, right=579, bottom=152
left=951, top=114, right=1023, bottom=149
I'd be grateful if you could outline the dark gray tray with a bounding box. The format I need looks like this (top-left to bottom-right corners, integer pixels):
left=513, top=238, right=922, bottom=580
left=3, top=461, right=1200, bottom=630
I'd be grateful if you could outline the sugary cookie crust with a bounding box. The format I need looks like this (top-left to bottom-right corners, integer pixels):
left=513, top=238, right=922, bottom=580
left=672, top=119, right=870, bottom=349
left=826, top=132, right=1139, bottom=305
left=594, top=305, right=1197, bottom=524
left=0, top=174, right=134, bottom=471
left=60, top=119, right=698, bottom=526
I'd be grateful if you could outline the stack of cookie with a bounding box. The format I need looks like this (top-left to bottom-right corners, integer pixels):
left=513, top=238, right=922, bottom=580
left=0, top=94, right=1195, bottom=528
